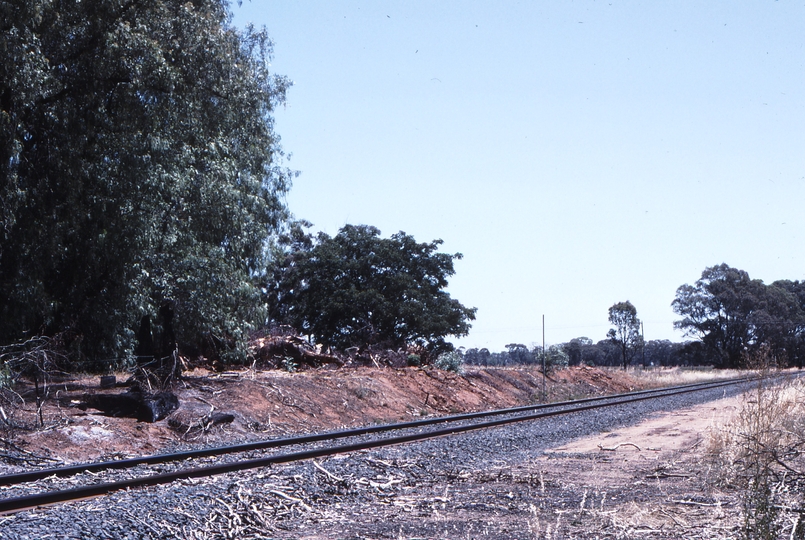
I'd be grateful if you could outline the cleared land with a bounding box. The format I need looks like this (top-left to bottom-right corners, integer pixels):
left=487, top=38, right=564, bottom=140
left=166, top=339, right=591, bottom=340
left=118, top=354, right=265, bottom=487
left=0, top=366, right=768, bottom=538
left=1, top=365, right=734, bottom=464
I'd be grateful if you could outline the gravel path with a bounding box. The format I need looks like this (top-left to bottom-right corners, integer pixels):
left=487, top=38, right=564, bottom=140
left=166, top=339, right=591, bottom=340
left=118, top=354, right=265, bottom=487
left=0, top=382, right=749, bottom=539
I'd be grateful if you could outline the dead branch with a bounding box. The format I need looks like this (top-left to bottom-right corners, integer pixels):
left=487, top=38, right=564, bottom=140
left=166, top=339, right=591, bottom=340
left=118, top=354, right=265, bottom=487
left=269, top=489, right=311, bottom=511
left=313, top=460, right=344, bottom=482
left=659, top=508, right=688, bottom=528
left=0, top=436, right=61, bottom=465
left=598, top=442, right=641, bottom=452
left=357, top=475, right=403, bottom=490
left=647, top=471, right=693, bottom=479
left=252, top=336, right=344, bottom=369
left=194, top=396, right=216, bottom=416
left=669, top=499, right=726, bottom=507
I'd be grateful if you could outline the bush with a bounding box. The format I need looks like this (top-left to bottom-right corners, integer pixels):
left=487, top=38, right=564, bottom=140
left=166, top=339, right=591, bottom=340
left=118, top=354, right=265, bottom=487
left=434, top=351, right=464, bottom=374
left=542, top=345, right=569, bottom=375
left=407, top=354, right=421, bottom=367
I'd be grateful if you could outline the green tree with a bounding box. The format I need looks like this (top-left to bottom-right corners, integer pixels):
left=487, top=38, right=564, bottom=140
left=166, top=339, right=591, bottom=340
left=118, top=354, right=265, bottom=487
left=505, top=343, right=533, bottom=365
left=266, top=223, right=476, bottom=355
left=607, top=301, right=642, bottom=369
left=670, top=264, right=803, bottom=369
left=672, top=265, right=763, bottom=368
left=766, top=280, right=805, bottom=368
left=0, top=1, right=292, bottom=366
left=562, top=337, right=592, bottom=366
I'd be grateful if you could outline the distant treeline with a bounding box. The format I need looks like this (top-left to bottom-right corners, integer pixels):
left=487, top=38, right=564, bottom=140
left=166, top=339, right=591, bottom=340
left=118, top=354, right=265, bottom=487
left=461, top=339, right=710, bottom=369
left=465, top=263, right=805, bottom=370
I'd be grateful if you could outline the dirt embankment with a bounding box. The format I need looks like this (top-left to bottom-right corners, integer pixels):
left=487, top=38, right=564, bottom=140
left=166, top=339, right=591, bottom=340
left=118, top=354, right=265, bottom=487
left=6, top=366, right=646, bottom=465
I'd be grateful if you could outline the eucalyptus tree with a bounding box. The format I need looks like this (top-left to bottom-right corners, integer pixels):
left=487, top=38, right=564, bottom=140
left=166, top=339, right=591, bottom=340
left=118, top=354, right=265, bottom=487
left=607, top=301, right=642, bottom=369
left=266, top=224, right=476, bottom=356
left=769, top=280, right=805, bottom=368
left=562, top=336, right=592, bottom=366
left=671, top=265, right=805, bottom=368
left=505, top=343, right=533, bottom=365
left=1, top=1, right=293, bottom=366
left=672, top=265, right=761, bottom=368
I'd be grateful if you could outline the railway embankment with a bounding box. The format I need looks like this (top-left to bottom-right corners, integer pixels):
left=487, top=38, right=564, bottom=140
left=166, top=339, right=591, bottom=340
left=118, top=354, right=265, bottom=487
left=5, top=365, right=659, bottom=465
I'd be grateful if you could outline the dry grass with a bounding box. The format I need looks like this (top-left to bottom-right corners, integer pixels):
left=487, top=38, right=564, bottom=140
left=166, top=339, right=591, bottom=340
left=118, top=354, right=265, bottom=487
left=705, top=371, right=805, bottom=539
left=706, top=377, right=804, bottom=478
left=618, top=366, right=754, bottom=387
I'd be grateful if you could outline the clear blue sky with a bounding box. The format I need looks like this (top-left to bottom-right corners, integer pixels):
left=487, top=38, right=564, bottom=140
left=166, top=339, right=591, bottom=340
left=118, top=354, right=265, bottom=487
left=231, top=1, right=805, bottom=351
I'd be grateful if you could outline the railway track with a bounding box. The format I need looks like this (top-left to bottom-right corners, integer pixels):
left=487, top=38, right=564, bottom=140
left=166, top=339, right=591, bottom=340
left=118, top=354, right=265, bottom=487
left=0, top=375, right=765, bottom=514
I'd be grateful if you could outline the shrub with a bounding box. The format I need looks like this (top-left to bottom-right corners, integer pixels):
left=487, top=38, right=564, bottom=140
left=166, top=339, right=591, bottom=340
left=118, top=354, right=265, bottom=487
left=434, top=351, right=463, bottom=374
left=542, top=344, right=569, bottom=375
left=407, top=354, right=421, bottom=367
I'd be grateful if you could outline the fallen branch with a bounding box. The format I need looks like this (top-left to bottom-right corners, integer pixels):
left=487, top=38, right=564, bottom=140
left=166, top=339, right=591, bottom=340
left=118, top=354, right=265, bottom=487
left=313, top=460, right=344, bottom=482
left=269, top=489, right=311, bottom=511
left=194, top=396, right=216, bottom=416
left=357, top=475, right=403, bottom=490
left=669, top=499, right=726, bottom=507
left=598, top=442, right=641, bottom=452
left=770, top=504, right=805, bottom=513
left=647, top=472, right=693, bottom=479
left=659, top=508, right=688, bottom=528
left=0, top=437, right=61, bottom=464
left=365, top=457, right=394, bottom=468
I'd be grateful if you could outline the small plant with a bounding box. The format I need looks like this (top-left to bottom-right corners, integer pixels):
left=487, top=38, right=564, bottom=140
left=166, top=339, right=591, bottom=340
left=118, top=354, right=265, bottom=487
left=0, top=364, right=11, bottom=390
left=434, top=351, right=463, bottom=374
left=406, top=354, right=421, bottom=367
left=279, top=356, right=298, bottom=373
left=737, top=375, right=784, bottom=540
left=539, top=345, right=569, bottom=376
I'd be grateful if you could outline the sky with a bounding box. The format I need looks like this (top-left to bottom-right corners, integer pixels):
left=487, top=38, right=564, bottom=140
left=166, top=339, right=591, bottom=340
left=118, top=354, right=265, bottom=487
left=231, top=1, right=805, bottom=351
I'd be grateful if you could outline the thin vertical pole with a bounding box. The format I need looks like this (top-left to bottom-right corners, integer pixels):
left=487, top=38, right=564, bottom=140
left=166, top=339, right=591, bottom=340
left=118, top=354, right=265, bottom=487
left=641, top=321, right=646, bottom=367
left=542, top=314, right=546, bottom=401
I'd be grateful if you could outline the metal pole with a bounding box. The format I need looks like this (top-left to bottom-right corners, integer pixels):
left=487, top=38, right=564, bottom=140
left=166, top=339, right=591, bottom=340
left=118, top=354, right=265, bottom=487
left=542, top=314, right=546, bottom=401
left=641, top=321, right=645, bottom=367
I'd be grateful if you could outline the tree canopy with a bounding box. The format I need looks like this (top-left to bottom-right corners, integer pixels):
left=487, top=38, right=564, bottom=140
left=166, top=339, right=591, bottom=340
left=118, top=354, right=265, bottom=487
left=607, top=301, right=642, bottom=369
left=265, top=224, right=476, bottom=355
left=672, top=264, right=805, bottom=368
left=1, top=0, right=293, bottom=366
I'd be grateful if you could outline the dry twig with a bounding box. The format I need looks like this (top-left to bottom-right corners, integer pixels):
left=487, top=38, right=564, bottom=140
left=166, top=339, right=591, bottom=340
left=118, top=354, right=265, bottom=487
left=313, top=460, right=344, bottom=482
left=669, top=499, right=725, bottom=507
left=598, top=442, right=641, bottom=452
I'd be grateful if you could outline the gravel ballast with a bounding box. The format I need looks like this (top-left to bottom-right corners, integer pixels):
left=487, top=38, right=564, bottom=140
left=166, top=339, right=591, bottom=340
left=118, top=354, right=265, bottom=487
left=0, top=382, right=751, bottom=539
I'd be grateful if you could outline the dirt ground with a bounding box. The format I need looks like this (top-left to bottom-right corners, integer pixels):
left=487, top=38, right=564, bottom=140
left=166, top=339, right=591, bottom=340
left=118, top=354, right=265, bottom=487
left=0, top=365, right=762, bottom=538
left=265, top=383, right=752, bottom=539
left=3, top=365, right=647, bottom=465
left=529, top=393, right=746, bottom=537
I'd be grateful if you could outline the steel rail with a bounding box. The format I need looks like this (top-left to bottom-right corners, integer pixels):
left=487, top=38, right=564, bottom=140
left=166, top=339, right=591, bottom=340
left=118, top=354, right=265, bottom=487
left=0, top=376, right=754, bottom=514
left=0, top=376, right=751, bottom=487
